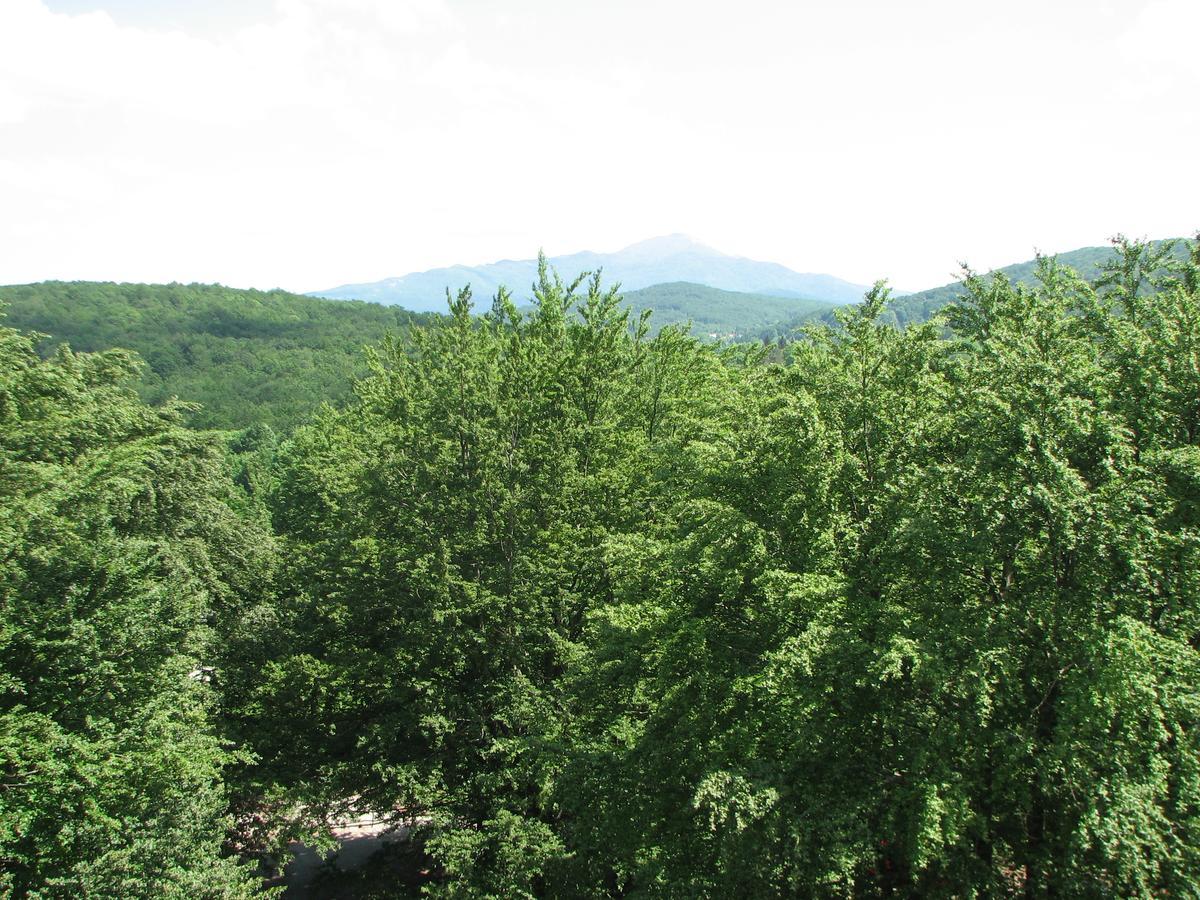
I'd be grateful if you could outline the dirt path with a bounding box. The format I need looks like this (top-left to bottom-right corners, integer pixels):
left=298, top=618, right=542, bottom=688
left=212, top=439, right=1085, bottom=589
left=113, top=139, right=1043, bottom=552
left=272, top=813, right=412, bottom=897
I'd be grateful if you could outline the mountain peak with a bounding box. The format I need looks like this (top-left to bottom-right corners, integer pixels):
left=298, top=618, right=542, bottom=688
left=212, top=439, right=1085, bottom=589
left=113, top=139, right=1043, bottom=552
left=312, top=237, right=869, bottom=312
left=618, top=234, right=715, bottom=257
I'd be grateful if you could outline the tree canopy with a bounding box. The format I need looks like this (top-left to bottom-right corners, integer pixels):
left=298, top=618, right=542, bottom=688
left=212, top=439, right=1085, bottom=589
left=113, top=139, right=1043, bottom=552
left=3, top=236, right=1199, bottom=897
left=0, top=316, right=271, bottom=896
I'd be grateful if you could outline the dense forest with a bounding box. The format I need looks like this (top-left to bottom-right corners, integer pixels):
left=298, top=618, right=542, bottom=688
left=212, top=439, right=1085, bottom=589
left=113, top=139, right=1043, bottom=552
left=0, top=282, right=437, bottom=430
left=3, top=237, right=1200, bottom=897
left=618, top=282, right=833, bottom=339
left=0, top=280, right=828, bottom=431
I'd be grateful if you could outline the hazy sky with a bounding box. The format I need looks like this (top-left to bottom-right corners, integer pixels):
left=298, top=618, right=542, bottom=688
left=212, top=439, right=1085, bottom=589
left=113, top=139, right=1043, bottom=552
left=2, top=0, right=1197, bottom=293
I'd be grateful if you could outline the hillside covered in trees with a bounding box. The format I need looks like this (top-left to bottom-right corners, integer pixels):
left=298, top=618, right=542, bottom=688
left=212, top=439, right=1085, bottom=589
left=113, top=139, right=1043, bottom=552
left=761, top=238, right=1196, bottom=339
left=0, top=282, right=437, bottom=430
left=3, top=237, right=1200, bottom=897
left=619, top=281, right=833, bottom=338
left=7, top=241, right=1187, bottom=434
left=0, top=279, right=831, bottom=435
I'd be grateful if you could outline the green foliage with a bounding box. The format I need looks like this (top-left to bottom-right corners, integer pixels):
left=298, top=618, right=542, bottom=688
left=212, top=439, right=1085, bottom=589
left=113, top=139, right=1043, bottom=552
left=7, top=232, right=1200, bottom=897
left=233, top=257, right=727, bottom=893
left=547, top=241, right=1200, bottom=897
left=763, top=237, right=1196, bottom=338
left=425, top=812, right=565, bottom=900
left=0, top=313, right=274, bottom=896
left=243, top=237, right=1200, bottom=896
left=618, top=281, right=834, bottom=340
left=0, top=281, right=436, bottom=431
left=879, top=237, right=1192, bottom=329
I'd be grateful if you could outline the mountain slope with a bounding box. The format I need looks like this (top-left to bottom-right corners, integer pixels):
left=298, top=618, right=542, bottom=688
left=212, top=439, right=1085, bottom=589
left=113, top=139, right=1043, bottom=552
left=313, top=234, right=868, bottom=311
left=620, top=282, right=835, bottom=339
left=761, top=238, right=1196, bottom=338
left=879, top=239, right=1195, bottom=328
left=0, top=281, right=436, bottom=430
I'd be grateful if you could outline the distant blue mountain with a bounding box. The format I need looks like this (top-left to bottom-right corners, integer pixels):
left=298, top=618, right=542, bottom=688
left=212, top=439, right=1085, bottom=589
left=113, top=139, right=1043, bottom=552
left=310, top=234, right=870, bottom=312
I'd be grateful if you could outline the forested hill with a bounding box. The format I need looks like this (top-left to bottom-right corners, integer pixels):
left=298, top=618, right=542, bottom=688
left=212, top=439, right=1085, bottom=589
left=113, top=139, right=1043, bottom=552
left=621, top=281, right=834, bottom=338
left=0, top=279, right=832, bottom=434
left=761, top=237, right=1196, bottom=338
left=0, top=281, right=438, bottom=430
left=6, top=241, right=1192, bottom=433
left=879, top=238, right=1195, bottom=327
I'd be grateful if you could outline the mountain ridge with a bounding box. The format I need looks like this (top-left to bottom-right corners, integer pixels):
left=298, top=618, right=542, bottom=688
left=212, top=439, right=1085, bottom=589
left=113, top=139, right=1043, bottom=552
left=311, top=235, right=870, bottom=311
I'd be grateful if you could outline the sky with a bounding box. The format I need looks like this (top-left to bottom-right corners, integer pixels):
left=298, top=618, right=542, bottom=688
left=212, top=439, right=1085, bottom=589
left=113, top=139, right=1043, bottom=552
left=1, top=0, right=1198, bottom=294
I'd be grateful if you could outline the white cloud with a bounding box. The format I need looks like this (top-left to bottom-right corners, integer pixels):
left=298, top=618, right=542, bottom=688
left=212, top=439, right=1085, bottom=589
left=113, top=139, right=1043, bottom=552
left=1123, top=0, right=1200, bottom=80
left=0, top=0, right=1196, bottom=293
